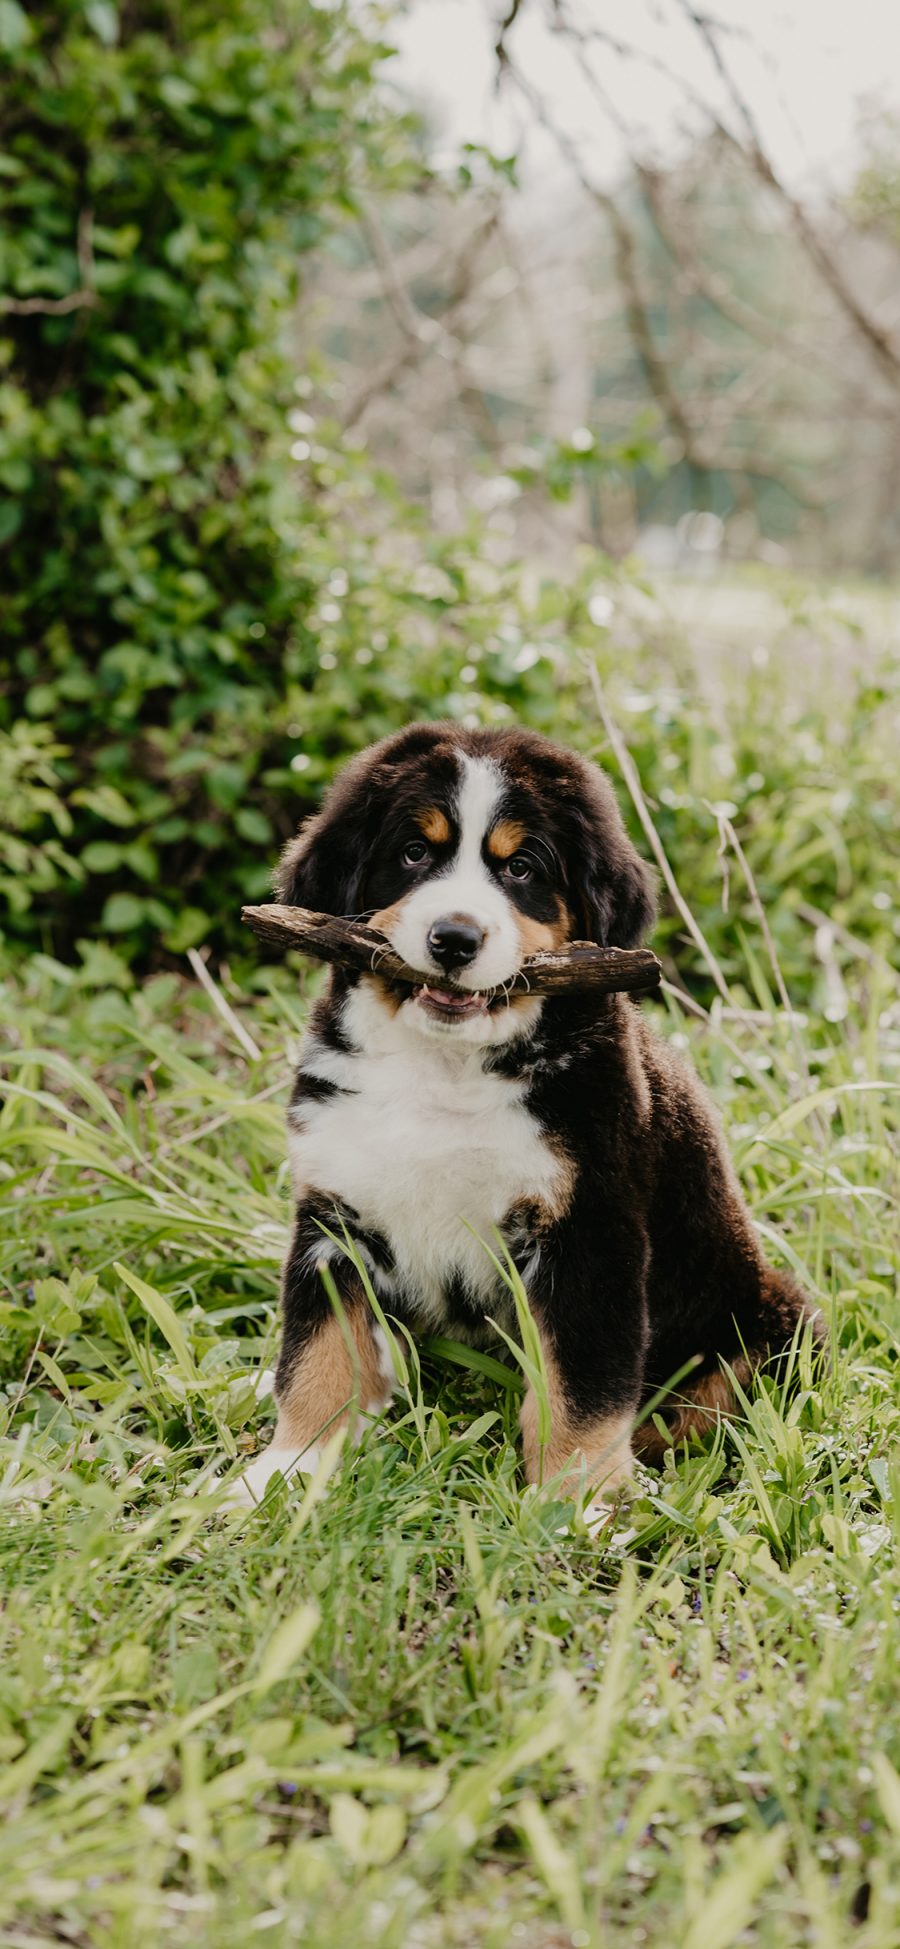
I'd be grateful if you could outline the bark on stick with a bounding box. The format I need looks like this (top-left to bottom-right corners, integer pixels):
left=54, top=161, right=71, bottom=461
left=241, top=903, right=662, bottom=997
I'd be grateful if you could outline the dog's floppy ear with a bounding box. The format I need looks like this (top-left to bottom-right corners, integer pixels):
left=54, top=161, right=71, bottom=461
left=275, top=724, right=447, bottom=916
left=276, top=802, right=368, bottom=916
left=585, top=844, right=656, bottom=948
left=567, top=764, right=656, bottom=948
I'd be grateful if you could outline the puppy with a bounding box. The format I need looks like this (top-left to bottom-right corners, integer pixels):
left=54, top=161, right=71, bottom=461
left=237, top=722, right=822, bottom=1522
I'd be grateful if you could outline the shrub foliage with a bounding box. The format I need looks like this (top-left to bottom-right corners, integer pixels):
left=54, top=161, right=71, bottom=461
left=0, top=0, right=419, bottom=953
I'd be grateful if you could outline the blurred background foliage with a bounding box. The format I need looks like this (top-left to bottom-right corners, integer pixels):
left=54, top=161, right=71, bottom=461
left=1, top=0, right=899, bottom=1002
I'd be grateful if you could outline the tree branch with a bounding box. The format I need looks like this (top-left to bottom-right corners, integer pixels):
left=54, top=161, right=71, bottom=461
left=342, top=200, right=502, bottom=439
left=2, top=209, right=97, bottom=319
left=241, top=902, right=663, bottom=997
left=677, top=2, right=900, bottom=385
left=0, top=290, right=97, bottom=317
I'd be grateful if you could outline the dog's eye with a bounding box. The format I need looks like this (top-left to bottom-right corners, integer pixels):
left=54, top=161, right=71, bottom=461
left=402, top=839, right=430, bottom=868
left=505, top=854, right=533, bottom=882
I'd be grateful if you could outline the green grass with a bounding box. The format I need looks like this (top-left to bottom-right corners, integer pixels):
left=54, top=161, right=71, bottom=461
left=2, top=722, right=900, bottom=1944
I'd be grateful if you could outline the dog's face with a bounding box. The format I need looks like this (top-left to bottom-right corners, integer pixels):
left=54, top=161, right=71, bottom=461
left=277, top=723, right=655, bottom=1045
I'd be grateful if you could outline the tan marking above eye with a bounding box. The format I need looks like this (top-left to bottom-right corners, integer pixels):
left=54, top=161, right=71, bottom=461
left=418, top=806, right=451, bottom=844
left=487, top=818, right=527, bottom=860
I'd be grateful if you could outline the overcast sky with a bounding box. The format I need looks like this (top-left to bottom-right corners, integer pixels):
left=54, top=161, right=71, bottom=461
left=388, top=0, right=900, bottom=194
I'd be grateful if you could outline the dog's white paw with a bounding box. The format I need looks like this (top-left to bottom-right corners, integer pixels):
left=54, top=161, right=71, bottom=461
left=221, top=1444, right=320, bottom=1510
left=582, top=1465, right=634, bottom=1539
left=583, top=1490, right=620, bottom=1538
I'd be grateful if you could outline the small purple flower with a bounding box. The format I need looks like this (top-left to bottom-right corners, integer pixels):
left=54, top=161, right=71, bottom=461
left=278, top=1781, right=299, bottom=1797
left=737, top=1668, right=750, bottom=1680
left=860, top=1819, right=873, bottom=1833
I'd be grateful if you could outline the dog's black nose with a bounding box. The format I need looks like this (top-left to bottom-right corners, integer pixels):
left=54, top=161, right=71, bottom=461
left=427, top=916, right=485, bottom=973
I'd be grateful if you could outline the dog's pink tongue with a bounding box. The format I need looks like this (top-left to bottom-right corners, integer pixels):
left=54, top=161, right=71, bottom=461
left=420, top=984, right=484, bottom=1010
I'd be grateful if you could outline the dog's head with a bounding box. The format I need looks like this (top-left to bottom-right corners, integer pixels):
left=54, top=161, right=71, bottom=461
left=277, top=722, right=655, bottom=1044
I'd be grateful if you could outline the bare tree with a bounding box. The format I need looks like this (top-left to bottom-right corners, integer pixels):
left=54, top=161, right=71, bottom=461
left=294, top=0, right=900, bottom=571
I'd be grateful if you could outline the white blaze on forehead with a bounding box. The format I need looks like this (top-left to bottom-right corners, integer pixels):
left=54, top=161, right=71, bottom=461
left=453, top=753, right=504, bottom=868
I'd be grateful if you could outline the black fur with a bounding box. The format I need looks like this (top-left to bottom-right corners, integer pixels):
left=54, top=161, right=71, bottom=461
left=272, top=722, right=822, bottom=1475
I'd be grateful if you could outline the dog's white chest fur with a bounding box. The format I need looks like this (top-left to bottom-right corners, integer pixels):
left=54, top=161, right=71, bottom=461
left=287, top=984, right=559, bottom=1327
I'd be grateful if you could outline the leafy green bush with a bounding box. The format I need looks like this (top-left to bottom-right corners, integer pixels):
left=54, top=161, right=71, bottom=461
left=0, top=0, right=425, bottom=954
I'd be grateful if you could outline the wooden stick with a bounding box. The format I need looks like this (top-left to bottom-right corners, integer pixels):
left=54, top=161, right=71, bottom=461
left=241, top=903, right=662, bottom=998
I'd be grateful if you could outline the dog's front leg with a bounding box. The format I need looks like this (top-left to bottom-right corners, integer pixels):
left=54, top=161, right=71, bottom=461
left=519, top=1207, right=648, bottom=1530
left=231, top=1202, right=395, bottom=1506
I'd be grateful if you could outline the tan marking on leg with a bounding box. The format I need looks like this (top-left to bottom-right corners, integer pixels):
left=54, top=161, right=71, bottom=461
left=272, top=1306, right=393, bottom=1452
left=487, top=818, right=527, bottom=860
left=419, top=806, right=451, bottom=844
left=633, top=1359, right=750, bottom=1462
left=520, top=1336, right=634, bottom=1499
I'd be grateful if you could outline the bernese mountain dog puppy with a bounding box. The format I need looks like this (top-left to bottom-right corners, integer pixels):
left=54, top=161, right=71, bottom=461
left=238, top=721, right=822, bottom=1524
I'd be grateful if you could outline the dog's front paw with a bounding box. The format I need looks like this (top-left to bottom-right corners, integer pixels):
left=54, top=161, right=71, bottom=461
left=582, top=1483, right=630, bottom=1538
left=220, top=1443, right=322, bottom=1510
left=581, top=1447, right=635, bottom=1539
